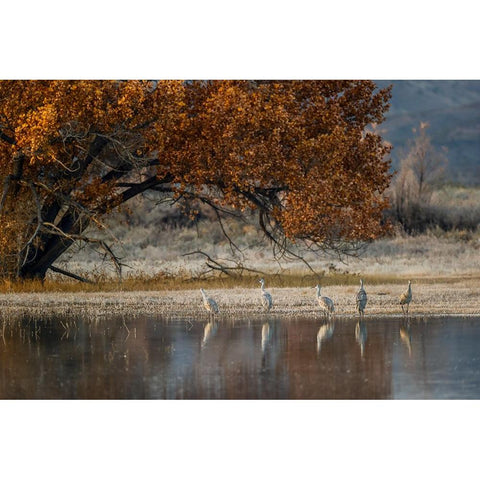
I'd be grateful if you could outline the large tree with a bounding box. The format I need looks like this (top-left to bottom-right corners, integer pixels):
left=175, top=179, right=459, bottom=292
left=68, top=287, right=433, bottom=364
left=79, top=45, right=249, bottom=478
left=0, top=80, right=392, bottom=281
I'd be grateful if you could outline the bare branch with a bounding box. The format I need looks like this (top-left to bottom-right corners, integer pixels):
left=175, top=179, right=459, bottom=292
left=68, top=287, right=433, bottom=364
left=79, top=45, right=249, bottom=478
left=19, top=182, right=44, bottom=268
left=104, top=173, right=174, bottom=211
left=41, top=222, right=124, bottom=279
left=183, top=250, right=266, bottom=277
left=49, top=265, right=94, bottom=283
left=212, top=207, right=241, bottom=256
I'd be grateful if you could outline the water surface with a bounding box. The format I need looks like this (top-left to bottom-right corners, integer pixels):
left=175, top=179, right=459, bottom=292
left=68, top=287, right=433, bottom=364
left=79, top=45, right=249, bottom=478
left=1, top=315, right=480, bottom=399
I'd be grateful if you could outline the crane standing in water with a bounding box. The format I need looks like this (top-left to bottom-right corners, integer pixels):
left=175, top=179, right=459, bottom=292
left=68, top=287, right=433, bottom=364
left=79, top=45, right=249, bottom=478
left=356, top=279, right=368, bottom=317
left=314, top=285, right=335, bottom=318
left=200, top=288, right=219, bottom=315
left=399, top=280, right=412, bottom=315
left=259, top=278, right=273, bottom=312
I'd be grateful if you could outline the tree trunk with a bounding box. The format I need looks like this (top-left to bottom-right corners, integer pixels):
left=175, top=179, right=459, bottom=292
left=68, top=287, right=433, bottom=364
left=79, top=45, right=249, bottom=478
left=19, top=211, right=89, bottom=281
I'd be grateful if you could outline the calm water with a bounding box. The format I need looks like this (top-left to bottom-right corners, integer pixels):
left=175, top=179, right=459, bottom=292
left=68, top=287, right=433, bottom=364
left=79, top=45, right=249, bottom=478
left=1, top=314, right=480, bottom=399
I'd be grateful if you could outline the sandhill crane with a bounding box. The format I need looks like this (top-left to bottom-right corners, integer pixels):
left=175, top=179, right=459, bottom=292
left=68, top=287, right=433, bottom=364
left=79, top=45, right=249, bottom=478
left=355, top=320, right=367, bottom=358
left=200, top=288, right=219, bottom=315
left=399, top=280, right=412, bottom=315
left=356, top=279, right=368, bottom=317
left=259, top=278, right=273, bottom=312
left=314, top=285, right=335, bottom=318
left=316, top=321, right=335, bottom=354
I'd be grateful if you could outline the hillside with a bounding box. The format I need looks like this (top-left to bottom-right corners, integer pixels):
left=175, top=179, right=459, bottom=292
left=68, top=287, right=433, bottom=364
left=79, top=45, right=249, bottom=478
left=375, top=80, right=480, bottom=185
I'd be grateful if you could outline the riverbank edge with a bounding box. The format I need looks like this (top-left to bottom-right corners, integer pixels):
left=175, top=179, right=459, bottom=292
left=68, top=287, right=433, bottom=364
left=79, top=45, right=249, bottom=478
left=1, top=280, right=479, bottom=317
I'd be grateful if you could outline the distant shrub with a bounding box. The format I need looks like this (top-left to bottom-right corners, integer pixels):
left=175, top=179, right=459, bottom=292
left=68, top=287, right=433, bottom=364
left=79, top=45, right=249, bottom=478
left=386, top=123, right=480, bottom=234
left=385, top=201, right=480, bottom=234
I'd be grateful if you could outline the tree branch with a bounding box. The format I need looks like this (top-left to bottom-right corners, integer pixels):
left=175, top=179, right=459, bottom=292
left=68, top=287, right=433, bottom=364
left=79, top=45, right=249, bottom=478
left=0, top=130, right=15, bottom=145
left=103, top=173, right=174, bottom=212
left=41, top=221, right=124, bottom=278
left=183, top=250, right=266, bottom=277
left=49, top=265, right=94, bottom=283
left=0, top=153, right=26, bottom=215
left=19, top=181, right=44, bottom=269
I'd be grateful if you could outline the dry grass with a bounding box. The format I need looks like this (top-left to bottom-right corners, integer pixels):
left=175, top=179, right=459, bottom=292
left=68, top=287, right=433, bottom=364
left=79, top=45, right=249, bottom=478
left=3, top=269, right=478, bottom=295
left=0, top=272, right=360, bottom=294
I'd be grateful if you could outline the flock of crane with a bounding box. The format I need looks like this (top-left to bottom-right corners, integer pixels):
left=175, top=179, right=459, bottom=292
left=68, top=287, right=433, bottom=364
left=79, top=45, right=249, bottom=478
left=200, top=278, right=413, bottom=317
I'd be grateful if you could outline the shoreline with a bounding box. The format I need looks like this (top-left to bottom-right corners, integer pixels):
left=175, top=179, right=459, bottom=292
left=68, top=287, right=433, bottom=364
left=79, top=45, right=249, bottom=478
left=1, top=282, right=479, bottom=317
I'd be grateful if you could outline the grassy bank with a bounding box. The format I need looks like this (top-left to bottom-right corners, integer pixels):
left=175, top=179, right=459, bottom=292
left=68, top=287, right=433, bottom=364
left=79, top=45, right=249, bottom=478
left=2, top=270, right=480, bottom=295
left=1, top=277, right=480, bottom=317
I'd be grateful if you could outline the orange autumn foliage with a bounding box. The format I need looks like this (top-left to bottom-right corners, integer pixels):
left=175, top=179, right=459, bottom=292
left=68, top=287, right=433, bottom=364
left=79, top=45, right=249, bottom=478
left=0, top=80, right=392, bottom=280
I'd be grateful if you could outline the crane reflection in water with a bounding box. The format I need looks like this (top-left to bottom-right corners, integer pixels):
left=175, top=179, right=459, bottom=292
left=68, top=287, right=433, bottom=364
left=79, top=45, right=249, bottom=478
left=316, top=320, right=335, bottom=355
left=355, top=320, right=368, bottom=358
left=399, top=319, right=412, bottom=357
left=3, top=314, right=480, bottom=399
left=261, top=321, right=272, bottom=353
left=201, top=320, right=218, bottom=349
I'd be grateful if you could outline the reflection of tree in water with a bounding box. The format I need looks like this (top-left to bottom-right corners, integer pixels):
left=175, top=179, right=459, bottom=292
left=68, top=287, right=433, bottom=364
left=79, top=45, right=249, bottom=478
left=0, top=315, right=157, bottom=399
left=283, top=320, right=394, bottom=399
left=163, top=317, right=289, bottom=399
left=11, top=314, right=480, bottom=399
left=0, top=315, right=397, bottom=399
